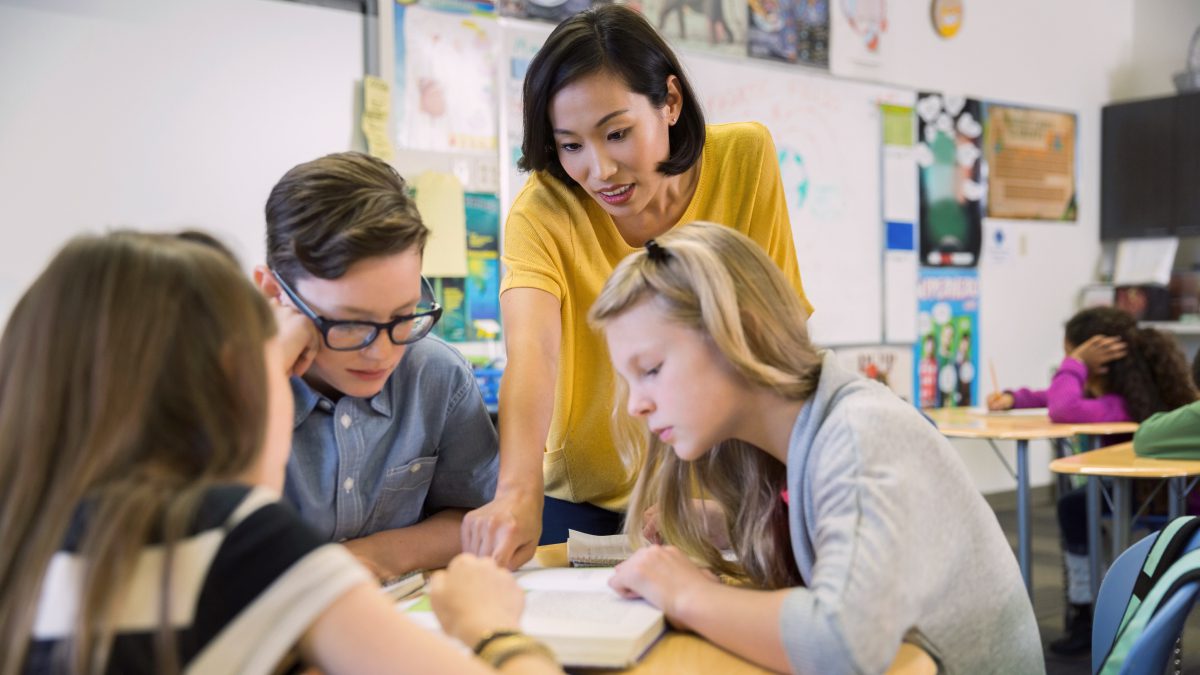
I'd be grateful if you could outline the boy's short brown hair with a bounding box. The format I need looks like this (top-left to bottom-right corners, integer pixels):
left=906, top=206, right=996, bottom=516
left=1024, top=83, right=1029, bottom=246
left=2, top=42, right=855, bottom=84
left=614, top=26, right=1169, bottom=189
left=265, top=152, right=428, bottom=282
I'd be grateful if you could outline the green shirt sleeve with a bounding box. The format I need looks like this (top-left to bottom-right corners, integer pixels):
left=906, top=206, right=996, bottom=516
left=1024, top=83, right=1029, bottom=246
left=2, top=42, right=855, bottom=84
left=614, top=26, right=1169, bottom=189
left=1133, top=402, right=1200, bottom=459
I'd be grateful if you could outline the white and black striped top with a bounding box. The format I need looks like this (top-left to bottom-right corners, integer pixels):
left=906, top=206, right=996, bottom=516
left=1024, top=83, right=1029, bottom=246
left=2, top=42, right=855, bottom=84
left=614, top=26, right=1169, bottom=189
left=24, top=484, right=371, bottom=674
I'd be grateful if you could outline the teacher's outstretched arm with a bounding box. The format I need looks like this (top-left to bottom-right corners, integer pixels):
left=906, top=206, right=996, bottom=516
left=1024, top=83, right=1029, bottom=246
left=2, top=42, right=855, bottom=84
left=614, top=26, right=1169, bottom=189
left=462, top=288, right=561, bottom=568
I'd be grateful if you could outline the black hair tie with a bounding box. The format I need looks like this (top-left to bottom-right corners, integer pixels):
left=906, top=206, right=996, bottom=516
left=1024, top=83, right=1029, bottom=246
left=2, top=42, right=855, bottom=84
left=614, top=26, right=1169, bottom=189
left=645, top=239, right=671, bottom=263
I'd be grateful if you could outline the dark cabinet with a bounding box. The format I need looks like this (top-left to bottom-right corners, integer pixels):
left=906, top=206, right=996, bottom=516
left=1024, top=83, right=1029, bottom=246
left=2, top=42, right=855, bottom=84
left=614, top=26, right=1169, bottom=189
left=1101, top=92, right=1200, bottom=240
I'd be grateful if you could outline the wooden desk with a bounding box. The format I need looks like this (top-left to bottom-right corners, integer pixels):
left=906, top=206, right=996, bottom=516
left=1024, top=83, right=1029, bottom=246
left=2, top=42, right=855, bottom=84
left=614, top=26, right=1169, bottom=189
left=1050, top=441, right=1200, bottom=599
left=533, top=545, right=935, bottom=675
left=924, top=407, right=1138, bottom=597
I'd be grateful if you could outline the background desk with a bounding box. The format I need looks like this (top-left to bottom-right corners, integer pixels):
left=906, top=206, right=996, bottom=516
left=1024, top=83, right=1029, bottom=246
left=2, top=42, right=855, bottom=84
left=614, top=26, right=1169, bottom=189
left=533, top=545, right=935, bottom=675
left=924, top=407, right=1138, bottom=597
left=1049, top=441, right=1200, bottom=599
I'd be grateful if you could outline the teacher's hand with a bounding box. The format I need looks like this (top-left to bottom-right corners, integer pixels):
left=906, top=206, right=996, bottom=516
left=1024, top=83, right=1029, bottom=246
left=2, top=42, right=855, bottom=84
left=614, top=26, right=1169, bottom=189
left=461, top=490, right=542, bottom=570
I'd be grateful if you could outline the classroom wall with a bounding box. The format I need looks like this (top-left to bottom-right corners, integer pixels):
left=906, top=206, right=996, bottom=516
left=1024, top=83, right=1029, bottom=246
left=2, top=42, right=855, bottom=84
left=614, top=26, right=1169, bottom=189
left=1112, top=0, right=1200, bottom=101
left=1, top=0, right=1194, bottom=496
left=0, top=0, right=364, bottom=320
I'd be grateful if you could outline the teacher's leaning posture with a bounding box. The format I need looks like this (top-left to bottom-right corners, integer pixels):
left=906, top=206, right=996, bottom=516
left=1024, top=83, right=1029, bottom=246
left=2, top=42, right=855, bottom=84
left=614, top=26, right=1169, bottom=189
left=461, top=4, right=813, bottom=567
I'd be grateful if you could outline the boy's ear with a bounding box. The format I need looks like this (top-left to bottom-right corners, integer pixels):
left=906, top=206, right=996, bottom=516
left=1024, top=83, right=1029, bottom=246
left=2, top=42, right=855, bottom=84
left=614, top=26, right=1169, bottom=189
left=253, top=265, right=280, bottom=300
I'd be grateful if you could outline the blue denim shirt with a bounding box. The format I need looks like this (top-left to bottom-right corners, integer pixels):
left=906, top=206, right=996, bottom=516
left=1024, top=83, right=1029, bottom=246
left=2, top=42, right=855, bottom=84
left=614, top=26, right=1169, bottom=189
left=283, top=336, right=498, bottom=542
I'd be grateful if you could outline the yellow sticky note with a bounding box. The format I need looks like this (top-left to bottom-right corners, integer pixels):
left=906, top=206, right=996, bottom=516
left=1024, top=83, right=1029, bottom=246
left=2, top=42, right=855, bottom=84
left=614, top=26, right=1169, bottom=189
left=414, top=171, right=468, bottom=278
left=361, top=75, right=395, bottom=161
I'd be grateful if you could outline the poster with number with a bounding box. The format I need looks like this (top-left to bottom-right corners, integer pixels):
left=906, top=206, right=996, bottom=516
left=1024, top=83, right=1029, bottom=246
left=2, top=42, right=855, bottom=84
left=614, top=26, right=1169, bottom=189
left=914, top=268, right=978, bottom=409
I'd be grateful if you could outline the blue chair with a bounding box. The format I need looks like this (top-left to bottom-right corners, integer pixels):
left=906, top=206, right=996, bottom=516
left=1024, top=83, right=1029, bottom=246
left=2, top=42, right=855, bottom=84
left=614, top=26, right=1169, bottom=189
left=1092, top=530, right=1200, bottom=674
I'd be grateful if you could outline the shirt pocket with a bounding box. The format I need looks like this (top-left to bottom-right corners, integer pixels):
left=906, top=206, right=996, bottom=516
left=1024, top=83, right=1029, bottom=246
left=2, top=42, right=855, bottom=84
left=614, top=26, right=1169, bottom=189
left=365, top=455, right=438, bottom=534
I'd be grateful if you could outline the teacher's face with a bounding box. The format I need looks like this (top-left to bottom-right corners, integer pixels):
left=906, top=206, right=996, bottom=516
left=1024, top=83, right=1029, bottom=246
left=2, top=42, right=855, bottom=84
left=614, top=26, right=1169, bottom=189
left=549, top=70, right=681, bottom=220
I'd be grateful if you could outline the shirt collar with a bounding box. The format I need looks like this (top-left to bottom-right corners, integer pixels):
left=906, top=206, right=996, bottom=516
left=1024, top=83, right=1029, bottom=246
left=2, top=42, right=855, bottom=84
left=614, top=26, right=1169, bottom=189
left=290, top=373, right=395, bottom=428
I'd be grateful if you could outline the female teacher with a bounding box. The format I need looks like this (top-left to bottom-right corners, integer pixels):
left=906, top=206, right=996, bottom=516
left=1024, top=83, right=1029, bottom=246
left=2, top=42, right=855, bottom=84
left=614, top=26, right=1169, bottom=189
left=462, top=4, right=813, bottom=567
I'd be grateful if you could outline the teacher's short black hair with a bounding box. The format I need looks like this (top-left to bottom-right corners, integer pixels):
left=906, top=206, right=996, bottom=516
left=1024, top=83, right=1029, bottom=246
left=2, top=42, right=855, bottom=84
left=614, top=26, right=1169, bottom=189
left=518, top=4, right=706, bottom=186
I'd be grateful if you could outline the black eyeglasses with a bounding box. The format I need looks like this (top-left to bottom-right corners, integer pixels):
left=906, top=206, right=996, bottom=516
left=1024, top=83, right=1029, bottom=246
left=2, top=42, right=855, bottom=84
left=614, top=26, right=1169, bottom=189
left=272, top=270, right=443, bottom=351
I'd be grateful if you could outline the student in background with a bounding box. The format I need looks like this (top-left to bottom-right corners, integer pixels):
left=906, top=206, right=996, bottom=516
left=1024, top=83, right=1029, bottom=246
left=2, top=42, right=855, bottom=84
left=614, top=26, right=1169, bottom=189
left=257, top=152, right=498, bottom=581
left=987, top=306, right=1196, bottom=656
left=464, top=3, right=813, bottom=565
left=588, top=222, right=1042, bottom=674
left=0, top=232, right=560, bottom=674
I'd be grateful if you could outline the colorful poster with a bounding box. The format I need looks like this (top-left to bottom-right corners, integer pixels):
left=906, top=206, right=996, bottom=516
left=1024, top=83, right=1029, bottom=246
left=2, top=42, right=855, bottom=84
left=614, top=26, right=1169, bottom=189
left=747, top=0, right=798, bottom=63
left=465, top=192, right=501, bottom=340
left=642, top=0, right=746, bottom=57
left=498, top=0, right=606, bottom=24
left=795, top=0, right=830, bottom=66
left=916, top=92, right=983, bottom=268
left=394, top=4, right=499, bottom=153
left=984, top=104, right=1077, bottom=221
left=432, top=277, right=467, bottom=342
left=914, top=268, right=979, bottom=409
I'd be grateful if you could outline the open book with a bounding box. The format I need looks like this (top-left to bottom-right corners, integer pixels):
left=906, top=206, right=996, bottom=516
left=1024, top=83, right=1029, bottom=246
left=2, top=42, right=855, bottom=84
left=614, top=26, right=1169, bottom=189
left=567, top=529, right=636, bottom=567
left=398, top=566, right=665, bottom=668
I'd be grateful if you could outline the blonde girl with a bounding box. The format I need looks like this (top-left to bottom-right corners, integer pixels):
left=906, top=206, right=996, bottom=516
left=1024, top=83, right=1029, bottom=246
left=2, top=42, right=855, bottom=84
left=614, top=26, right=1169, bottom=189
left=0, top=232, right=559, bottom=675
left=588, top=222, right=1043, bottom=674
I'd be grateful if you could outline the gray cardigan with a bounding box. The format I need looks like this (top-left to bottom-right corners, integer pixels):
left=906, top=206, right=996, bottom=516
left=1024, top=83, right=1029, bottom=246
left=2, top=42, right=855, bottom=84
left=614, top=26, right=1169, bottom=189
left=780, top=353, right=1044, bottom=674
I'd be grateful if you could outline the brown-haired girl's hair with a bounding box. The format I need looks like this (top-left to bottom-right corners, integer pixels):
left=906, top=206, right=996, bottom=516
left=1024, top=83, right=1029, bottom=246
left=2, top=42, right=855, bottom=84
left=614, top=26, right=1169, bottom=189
left=588, top=221, right=820, bottom=590
left=518, top=4, right=706, bottom=186
left=1065, top=306, right=1197, bottom=421
left=265, top=151, right=428, bottom=283
left=0, top=231, right=275, bottom=673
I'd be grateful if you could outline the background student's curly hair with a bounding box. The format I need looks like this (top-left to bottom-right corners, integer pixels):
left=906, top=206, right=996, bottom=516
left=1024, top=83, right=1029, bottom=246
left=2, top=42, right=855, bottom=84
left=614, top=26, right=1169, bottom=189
left=1065, top=306, right=1197, bottom=421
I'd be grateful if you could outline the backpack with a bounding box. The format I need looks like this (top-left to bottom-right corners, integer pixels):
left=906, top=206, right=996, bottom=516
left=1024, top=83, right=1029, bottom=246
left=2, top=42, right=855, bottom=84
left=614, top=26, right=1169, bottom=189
left=1098, top=516, right=1200, bottom=674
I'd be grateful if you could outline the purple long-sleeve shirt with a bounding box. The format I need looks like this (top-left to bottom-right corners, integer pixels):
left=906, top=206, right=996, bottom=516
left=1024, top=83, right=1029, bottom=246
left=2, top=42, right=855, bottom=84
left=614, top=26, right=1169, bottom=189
left=1008, top=356, right=1131, bottom=424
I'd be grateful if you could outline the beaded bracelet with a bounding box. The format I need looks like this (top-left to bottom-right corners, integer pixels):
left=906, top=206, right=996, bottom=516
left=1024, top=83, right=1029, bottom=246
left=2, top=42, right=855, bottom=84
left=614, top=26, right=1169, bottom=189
left=476, top=632, right=557, bottom=669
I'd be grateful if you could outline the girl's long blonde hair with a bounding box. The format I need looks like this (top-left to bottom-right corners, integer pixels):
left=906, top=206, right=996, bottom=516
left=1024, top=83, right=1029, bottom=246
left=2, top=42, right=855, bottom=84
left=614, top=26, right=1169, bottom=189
left=588, top=221, right=822, bottom=589
left=0, top=231, right=275, bottom=674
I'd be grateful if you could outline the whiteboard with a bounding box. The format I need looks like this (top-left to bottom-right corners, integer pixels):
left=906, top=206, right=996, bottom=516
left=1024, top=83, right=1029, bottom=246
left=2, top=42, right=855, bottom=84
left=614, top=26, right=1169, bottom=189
left=686, top=53, right=907, bottom=345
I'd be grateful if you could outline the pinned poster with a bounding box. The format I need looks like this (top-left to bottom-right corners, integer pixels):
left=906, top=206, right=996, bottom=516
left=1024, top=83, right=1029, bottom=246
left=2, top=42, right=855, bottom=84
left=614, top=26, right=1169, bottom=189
left=465, top=193, right=501, bottom=341
left=395, top=5, right=498, bottom=153
left=835, top=345, right=913, bottom=402
left=914, top=268, right=979, bottom=409
left=916, top=92, right=983, bottom=268
left=830, top=0, right=888, bottom=77
left=984, top=104, right=1077, bottom=221
left=415, top=171, right=469, bottom=278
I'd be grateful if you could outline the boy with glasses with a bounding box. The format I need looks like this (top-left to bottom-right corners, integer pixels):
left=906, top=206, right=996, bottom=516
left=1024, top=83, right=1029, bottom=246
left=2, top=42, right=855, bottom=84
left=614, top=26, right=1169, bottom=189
left=255, top=152, right=498, bottom=581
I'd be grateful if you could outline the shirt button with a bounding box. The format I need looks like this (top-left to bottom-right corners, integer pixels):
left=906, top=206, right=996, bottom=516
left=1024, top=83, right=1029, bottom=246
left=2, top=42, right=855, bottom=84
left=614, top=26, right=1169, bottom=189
left=340, top=414, right=352, bottom=429
left=410, top=463, right=421, bottom=474
left=319, top=400, right=332, bottom=412
left=343, top=477, right=354, bottom=492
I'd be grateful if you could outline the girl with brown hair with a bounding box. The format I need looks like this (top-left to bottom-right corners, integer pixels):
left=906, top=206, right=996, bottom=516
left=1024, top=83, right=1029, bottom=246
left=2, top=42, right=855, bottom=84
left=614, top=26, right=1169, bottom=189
left=0, top=231, right=559, bottom=675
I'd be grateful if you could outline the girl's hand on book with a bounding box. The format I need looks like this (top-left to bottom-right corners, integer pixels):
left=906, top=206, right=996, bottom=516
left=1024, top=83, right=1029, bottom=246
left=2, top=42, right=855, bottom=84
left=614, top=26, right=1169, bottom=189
left=1069, top=335, right=1127, bottom=374
left=609, top=545, right=718, bottom=632
left=428, top=554, right=523, bottom=649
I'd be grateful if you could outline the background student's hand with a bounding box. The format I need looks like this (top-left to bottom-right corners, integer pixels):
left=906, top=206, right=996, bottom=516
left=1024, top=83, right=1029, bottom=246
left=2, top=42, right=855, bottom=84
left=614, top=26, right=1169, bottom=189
left=609, top=545, right=719, bottom=633
left=461, top=491, right=542, bottom=570
left=428, top=554, right=524, bottom=649
left=986, top=391, right=1014, bottom=411
left=642, top=500, right=730, bottom=550
left=1069, top=334, right=1128, bottom=374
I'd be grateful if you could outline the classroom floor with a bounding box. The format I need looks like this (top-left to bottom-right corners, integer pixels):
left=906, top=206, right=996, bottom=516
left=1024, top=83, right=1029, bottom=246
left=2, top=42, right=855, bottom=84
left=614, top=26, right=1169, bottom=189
left=994, top=498, right=1200, bottom=674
